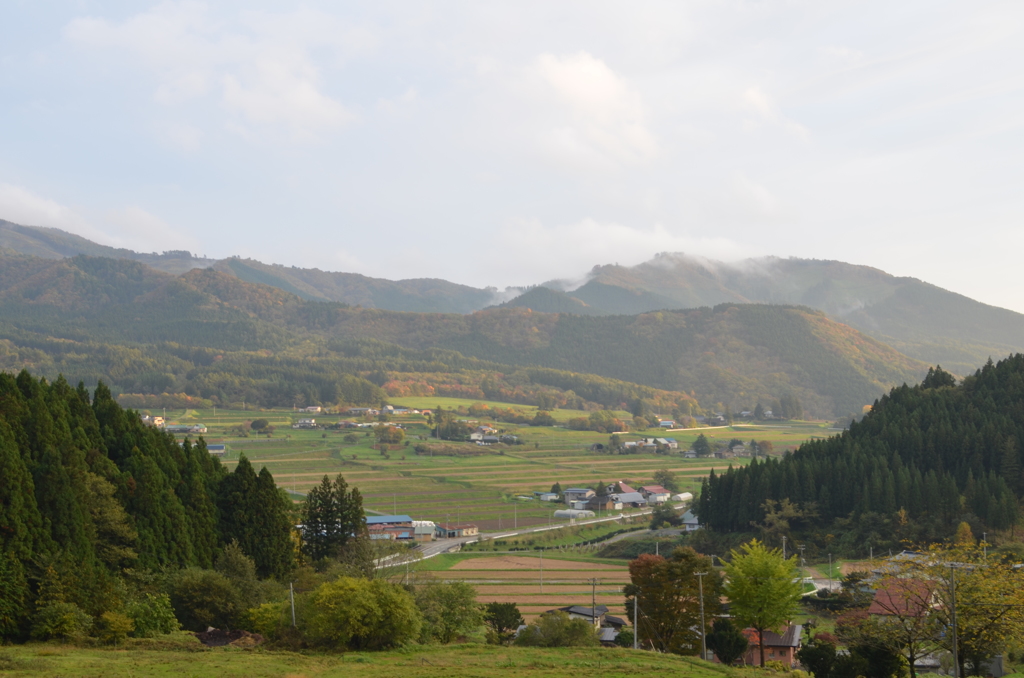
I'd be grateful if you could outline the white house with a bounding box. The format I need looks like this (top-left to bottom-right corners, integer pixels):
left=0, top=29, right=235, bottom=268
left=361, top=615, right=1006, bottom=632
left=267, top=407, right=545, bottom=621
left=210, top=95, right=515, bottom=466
left=562, top=488, right=596, bottom=503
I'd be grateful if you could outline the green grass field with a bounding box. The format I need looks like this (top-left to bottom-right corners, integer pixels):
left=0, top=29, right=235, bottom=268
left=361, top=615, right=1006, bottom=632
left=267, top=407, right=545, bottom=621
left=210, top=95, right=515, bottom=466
left=154, top=403, right=834, bottom=532
left=0, top=644, right=744, bottom=678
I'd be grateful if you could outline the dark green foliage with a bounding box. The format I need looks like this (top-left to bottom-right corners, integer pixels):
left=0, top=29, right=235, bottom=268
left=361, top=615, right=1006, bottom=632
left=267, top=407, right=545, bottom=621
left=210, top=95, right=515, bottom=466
left=0, top=370, right=295, bottom=639
left=218, top=456, right=294, bottom=579
left=483, top=602, right=524, bottom=645
left=796, top=636, right=838, bottom=677
left=514, top=611, right=599, bottom=647
left=415, top=581, right=483, bottom=644
left=706, top=618, right=749, bottom=666
left=698, top=356, right=1024, bottom=544
left=125, top=593, right=179, bottom=638
left=300, top=474, right=367, bottom=563
left=168, top=568, right=243, bottom=632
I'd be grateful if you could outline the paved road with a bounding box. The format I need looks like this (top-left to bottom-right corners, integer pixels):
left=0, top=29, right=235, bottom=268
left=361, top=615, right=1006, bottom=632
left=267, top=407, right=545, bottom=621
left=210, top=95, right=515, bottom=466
left=412, top=504, right=686, bottom=560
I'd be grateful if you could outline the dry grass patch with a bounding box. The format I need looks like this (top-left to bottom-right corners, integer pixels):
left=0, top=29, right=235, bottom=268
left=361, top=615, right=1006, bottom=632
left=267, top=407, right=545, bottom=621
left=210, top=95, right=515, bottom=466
left=449, top=556, right=625, bottom=571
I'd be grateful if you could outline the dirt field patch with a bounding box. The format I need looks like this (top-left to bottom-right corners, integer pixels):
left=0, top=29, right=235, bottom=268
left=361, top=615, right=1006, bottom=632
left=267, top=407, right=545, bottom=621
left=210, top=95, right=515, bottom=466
left=474, top=585, right=625, bottom=596
left=450, top=556, right=625, bottom=571
left=840, top=561, right=870, bottom=576
left=421, top=570, right=630, bottom=581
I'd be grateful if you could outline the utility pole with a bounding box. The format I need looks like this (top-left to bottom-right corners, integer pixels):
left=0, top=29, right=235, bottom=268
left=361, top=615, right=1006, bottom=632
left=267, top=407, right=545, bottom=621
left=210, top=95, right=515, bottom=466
left=950, top=565, right=959, bottom=678
left=798, top=545, right=806, bottom=568
left=539, top=550, right=544, bottom=593
left=289, top=582, right=296, bottom=627
left=695, top=571, right=708, bottom=661
left=590, top=578, right=599, bottom=628
left=633, top=589, right=639, bottom=649
left=982, top=532, right=987, bottom=559
left=828, top=553, right=833, bottom=590
left=514, top=502, right=517, bottom=529
left=782, top=535, right=787, bottom=560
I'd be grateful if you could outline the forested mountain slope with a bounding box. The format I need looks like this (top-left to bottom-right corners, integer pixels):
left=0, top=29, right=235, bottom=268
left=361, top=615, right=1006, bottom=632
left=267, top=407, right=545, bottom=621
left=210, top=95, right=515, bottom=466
left=697, top=359, right=1023, bottom=550
left=0, top=254, right=697, bottom=413
left=3, top=220, right=1020, bottom=377
left=523, top=254, right=1024, bottom=373
left=0, top=371, right=300, bottom=640
left=0, top=220, right=217, bottom=275
left=210, top=257, right=496, bottom=312
left=0, top=253, right=926, bottom=418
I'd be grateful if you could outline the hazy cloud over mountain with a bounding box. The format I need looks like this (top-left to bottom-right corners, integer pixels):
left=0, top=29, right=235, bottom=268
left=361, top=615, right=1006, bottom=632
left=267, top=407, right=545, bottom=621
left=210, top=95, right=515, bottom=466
left=2, top=2, right=1023, bottom=311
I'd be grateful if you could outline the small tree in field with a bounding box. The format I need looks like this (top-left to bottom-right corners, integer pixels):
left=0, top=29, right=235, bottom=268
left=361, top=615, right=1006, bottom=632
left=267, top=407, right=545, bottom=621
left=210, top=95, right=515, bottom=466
left=483, top=602, right=524, bottom=645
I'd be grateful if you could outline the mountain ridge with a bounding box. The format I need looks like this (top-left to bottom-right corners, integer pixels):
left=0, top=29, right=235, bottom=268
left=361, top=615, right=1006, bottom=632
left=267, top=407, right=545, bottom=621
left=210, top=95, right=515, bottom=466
left=2, top=219, right=1017, bottom=375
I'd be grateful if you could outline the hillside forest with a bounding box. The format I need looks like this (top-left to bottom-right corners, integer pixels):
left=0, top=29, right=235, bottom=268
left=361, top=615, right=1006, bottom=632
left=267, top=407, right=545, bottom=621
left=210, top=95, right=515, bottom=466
left=696, top=358, right=1024, bottom=555
left=0, top=252, right=929, bottom=420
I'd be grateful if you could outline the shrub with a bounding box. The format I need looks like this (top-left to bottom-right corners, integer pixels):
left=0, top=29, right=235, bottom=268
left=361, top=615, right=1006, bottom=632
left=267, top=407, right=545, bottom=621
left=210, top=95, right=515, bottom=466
left=30, top=602, right=92, bottom=641
left=415, top=582, right=483, bottom=644
left=168, top=568, right=243, bottom=632
left=514, top=611, right=599, bottom=647
left=126, top=593, right=180, bottom=638
left=246, top=602, right=289, bottom=641
left=303, top=577, right=420, bottom=651
left=97, top=611, right=135, bottom=646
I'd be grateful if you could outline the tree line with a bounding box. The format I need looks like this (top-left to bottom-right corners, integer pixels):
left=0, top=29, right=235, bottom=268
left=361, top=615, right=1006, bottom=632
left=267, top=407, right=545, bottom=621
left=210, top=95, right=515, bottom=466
left=697, top=360, right=1024, bottom=550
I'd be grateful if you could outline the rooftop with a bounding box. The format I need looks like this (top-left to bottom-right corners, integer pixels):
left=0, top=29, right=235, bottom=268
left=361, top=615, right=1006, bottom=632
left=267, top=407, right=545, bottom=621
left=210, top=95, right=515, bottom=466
left=366, top=515, right=413, bottom=524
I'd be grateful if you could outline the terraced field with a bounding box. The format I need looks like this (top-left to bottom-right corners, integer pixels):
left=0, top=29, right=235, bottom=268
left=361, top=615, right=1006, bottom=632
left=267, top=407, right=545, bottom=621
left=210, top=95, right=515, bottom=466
left=159, top=405, right=835, bottom=530
left=417, top=554, right=631, bottom=622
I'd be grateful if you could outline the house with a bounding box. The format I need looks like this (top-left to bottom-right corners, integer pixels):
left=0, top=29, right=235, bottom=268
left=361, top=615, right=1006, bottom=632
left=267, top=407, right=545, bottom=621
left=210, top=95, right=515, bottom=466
left=367, top=515, right=414, bottom=529
left=640, top=485, right=671, bottom=504
left=537, top=492, right=559, bottom=502
left=481, top=435, right=500, bottom=444
left=586, top=496, right=620, bottom=512
left=680, top=509, right=701, bottom=531
left=366, top=515, right=414, bottom=540
left=140, top=415, right=165, bottom=427
left=435, top=523, right=479, bottom=538
left=292, top=418, right=317, bottom=429
left=304, top=406, right=322, bottom=413
left=659, top=420, right=675, bottom=428
left=683, top=449, right=698, bottom=459
left=867, top=580, right=935, bottom=618
left=206, top=444, right=226, bottom=457
left=657, top=437, right=679, bottom=450
left=164, top=424, right=207, bottom=434
left=737, top=625, right=802, bottom=667
left=616, top=482, right=637, bottom=494
left=546, top=605, right=627, bottom=630
left=611, top=492, right=647, bottom=508
left=729, top=442, right=747, bottom=456
left=369, top=524, right=413, bottom=540
left=562, top=488, right=596, bottom=503
left=412, top=521, right=436, bottom=542
left=714, top=448, right=735, bottom=459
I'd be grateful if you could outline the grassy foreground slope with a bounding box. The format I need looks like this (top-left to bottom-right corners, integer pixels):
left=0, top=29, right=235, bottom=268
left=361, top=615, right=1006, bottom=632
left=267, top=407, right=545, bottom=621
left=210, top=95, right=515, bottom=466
left=0, top=644, right=739, bottom=678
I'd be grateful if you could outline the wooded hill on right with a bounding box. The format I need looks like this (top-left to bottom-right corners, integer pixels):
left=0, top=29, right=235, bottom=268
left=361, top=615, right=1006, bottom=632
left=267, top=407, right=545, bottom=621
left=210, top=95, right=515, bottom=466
left=696, top=356, right=1024, bottom=554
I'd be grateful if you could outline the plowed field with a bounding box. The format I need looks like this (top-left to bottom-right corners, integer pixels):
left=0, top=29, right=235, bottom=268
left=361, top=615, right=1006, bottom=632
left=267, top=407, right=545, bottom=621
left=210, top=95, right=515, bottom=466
left=449, top=556, right=624, bottom=570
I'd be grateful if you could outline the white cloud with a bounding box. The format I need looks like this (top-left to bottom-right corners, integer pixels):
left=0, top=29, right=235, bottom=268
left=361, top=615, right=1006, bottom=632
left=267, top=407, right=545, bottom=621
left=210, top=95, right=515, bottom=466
left=524, top=52, right=658, bottom=169
left=0, top=184, right=196, bottom=254
left=0, top=183, right=91, bottom=233
left=64, top=2, right=361, bottom=139
left=472, top=218, right=743, bottom=285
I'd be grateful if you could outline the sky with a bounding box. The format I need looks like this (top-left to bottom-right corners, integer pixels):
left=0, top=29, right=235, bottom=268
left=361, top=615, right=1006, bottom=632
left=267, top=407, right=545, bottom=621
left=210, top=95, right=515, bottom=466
left=2, top=1, right=1024, bottom=311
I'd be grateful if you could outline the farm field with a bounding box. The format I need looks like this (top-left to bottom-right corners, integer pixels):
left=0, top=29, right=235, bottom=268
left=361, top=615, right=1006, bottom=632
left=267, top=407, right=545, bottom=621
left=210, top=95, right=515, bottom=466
left=412, top=554, right=631, bottom=622
left=0, top=644, right=742, bottom=678
left=153, top=403, right=836, bottom=531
